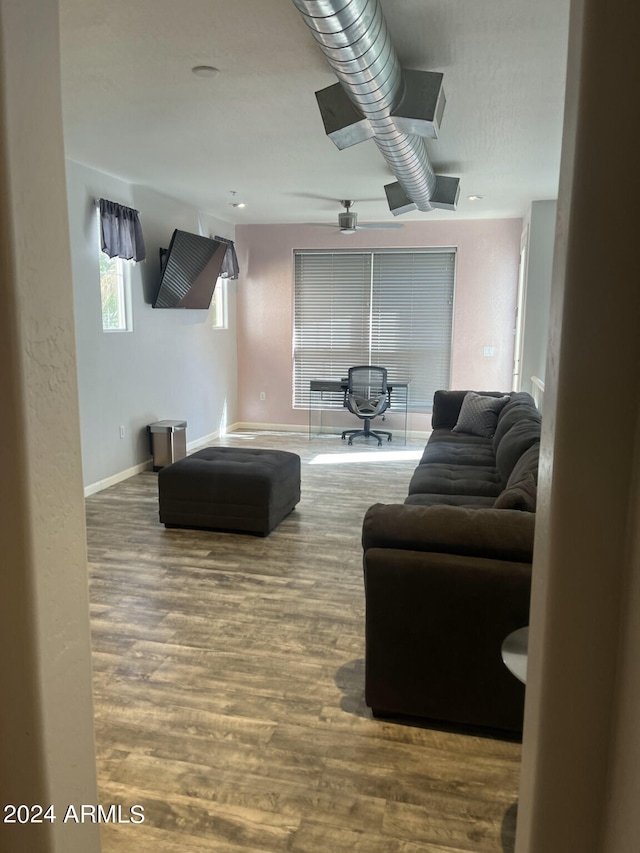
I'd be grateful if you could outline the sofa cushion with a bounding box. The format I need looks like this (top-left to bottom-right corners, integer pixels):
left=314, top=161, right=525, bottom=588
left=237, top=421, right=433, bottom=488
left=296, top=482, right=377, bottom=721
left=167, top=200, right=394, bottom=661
left=405, top=492, right=498, bottom=508
left=495, top=420, right=542, bottom=483
left=452, top=392, right=510, bottom=438
left=419, top=438, right=496, bottom=467
left=494, top=472, right=537, bottom=512
left=428, top=429, right=494, bottom=448
left=408, top=463, right=503, bottom=498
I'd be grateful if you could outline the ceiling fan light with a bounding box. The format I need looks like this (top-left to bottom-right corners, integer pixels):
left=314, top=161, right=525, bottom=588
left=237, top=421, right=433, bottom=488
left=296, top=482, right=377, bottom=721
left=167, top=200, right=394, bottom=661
left=340, top=227, right=357, bottom=235
left=339, top=211, right=357, bottom=230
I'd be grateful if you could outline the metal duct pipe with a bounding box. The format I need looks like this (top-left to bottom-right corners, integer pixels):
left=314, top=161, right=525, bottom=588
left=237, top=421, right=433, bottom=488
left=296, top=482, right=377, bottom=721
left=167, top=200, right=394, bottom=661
left=291, top=0, right=438, bottom=212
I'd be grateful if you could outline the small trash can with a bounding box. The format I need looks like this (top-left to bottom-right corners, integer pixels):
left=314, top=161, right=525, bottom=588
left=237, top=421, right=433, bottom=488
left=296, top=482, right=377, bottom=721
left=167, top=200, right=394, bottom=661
left=147, top=420, right=187, bottom=471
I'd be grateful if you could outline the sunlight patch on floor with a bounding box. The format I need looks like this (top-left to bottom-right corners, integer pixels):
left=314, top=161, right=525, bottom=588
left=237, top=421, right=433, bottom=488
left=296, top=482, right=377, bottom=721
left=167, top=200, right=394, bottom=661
left=310, top=450, right=423, bottom=465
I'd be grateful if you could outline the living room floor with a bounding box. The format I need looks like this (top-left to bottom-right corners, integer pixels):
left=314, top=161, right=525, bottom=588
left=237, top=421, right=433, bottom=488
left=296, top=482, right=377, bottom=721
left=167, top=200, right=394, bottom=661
left=86, top=430, right=521, bottom=853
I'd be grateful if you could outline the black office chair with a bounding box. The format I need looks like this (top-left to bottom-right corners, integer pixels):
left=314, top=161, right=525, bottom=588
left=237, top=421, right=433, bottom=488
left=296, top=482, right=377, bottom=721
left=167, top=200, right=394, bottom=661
left=341, top=366, right=392, bottom=446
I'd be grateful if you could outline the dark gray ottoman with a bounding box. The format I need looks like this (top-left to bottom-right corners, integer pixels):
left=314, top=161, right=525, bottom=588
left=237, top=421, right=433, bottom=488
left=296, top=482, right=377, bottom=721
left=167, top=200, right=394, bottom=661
left=157, top=447, right=301, bottom=536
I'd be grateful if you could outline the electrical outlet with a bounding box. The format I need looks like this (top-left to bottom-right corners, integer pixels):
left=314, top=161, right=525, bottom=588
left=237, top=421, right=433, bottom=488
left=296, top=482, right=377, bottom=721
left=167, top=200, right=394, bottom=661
left=483, top=346, right=495, bottom=357
left=259, top=391, right=266, bottom=401
left=119, top=425, right=125, bottom=439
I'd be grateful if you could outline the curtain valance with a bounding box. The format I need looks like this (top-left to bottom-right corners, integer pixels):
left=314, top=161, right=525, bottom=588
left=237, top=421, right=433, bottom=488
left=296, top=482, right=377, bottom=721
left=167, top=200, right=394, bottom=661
left=214, top=235, right=239, bottom=280
left=99, top=198, right=146, bottom=262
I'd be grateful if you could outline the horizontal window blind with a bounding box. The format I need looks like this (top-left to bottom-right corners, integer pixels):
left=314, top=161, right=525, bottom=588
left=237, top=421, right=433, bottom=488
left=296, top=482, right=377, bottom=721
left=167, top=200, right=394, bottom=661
left=293, top=249, right=455, bottom=411
left=293, top=252, right=371, bottom=409
left=370, top=251, right=455, bottom=412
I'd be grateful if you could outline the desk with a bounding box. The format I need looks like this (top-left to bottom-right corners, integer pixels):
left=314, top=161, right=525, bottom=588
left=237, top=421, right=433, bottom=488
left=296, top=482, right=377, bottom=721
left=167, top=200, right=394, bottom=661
left=309, top=378, right=409, bottom=444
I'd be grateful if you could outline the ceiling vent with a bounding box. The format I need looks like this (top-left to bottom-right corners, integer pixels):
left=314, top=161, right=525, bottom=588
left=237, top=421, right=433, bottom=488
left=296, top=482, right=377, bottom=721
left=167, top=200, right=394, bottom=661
left=291, top=0, right=460, bottom=214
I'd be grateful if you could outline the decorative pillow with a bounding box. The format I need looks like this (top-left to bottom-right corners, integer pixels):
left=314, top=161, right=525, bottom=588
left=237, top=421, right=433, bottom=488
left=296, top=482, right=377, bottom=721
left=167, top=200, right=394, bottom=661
left=452, top=392, right=510, bottom=438
left=494, top=472, right=537, bottom=512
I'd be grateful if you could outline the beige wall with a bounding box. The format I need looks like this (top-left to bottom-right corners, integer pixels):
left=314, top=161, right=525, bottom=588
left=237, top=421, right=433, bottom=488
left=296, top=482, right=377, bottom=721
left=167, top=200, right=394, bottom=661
left=235, top=218, right=522, bottom=431
left=0, top=1, right=99, bottom=850
left=516, top=0, right=640, bottom=850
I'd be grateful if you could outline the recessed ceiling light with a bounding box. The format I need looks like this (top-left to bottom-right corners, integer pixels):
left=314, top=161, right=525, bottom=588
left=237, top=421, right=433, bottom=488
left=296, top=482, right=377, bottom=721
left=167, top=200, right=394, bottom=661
left=191, top=65, right=220, bottom=78
left=467, top=195, right=484, bottom=201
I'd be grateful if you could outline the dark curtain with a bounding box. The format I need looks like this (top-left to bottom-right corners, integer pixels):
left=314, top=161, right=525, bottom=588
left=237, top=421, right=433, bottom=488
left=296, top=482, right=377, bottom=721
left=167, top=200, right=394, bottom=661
left=99, top=198, right=146, bottom=262
left=214, top=235, right=240, bottom=280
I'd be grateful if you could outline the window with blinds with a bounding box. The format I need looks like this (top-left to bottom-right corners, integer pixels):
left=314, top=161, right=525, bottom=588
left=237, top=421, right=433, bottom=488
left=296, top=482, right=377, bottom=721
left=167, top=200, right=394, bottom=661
left=293, top=249, right=455, bottom=412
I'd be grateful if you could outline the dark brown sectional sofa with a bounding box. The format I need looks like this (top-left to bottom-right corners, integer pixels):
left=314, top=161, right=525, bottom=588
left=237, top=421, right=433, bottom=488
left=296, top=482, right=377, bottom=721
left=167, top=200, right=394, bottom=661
left=362, top=390, right=541, bottom=735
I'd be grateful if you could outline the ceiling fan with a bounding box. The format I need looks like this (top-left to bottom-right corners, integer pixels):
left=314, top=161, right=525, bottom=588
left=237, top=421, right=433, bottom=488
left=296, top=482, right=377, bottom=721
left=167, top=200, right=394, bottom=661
left=332, top=200, right=404, bottom=234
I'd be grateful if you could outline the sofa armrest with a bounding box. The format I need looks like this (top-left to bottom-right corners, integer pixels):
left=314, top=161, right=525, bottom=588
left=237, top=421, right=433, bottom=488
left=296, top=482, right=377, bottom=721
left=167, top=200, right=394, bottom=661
left=363, top=545, right=531, bottom=730
left=362, top=503, right=535, bottom=563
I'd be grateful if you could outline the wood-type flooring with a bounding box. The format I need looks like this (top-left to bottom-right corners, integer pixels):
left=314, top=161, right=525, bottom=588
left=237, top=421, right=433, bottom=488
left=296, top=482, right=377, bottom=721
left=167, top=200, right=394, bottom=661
left=86, top=431, right=521, bottom=852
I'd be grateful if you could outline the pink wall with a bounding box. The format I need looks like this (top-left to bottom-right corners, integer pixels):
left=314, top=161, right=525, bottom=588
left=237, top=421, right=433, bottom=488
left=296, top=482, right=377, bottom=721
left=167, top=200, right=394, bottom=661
left=235, top=219, right=522, bottom=429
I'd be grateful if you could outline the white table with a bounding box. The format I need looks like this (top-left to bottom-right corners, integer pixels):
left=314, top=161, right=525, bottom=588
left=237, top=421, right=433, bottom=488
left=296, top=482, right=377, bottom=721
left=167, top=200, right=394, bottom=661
left=501, top=626, right=529, bottom=684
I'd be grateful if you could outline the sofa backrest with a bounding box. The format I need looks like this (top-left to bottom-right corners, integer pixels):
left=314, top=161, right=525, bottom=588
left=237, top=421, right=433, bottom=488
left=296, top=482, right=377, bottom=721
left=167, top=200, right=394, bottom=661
left=432, top=389, right=516, bottom=431
left=508, top=441, right=540, bottom=483
left=493, top=395, right=541, bottom=452
left=495, top=418, right=542, bottom=483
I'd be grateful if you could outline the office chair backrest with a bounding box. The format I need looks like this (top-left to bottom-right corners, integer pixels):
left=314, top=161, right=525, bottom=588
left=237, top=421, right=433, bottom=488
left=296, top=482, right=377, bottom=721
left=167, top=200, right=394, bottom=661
left=348, top=366, right=387, bottom=399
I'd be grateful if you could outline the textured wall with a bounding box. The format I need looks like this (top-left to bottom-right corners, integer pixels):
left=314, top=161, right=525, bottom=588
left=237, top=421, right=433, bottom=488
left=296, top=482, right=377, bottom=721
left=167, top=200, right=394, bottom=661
left=0, top=0, right=100, bottom=849
left=517, top=0, right=640, bottom=850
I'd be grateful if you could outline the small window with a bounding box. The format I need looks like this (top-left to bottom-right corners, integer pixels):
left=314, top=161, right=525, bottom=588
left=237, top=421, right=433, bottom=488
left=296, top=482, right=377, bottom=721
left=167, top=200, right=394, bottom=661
left=98, top=211, right=132, bottom=332
left=211, top=278, right=227, bottom=329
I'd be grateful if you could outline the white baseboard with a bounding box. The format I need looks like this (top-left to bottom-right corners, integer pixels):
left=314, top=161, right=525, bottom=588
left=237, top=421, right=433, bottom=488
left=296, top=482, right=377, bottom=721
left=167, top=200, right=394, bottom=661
left=84, top=426, right=241, bottom=497
left=231, top=423, right=430, bottom=441
left=229, top=422, right=308, bottom=434
left=187, top=430, right=223, bottom=451
left=82, top=424, right=291, bottom=497
left=186, top=423, right=307, bottom=452
left=84, top=460, right=153, bottom=497
left=407, top=430, right=432, bottom=441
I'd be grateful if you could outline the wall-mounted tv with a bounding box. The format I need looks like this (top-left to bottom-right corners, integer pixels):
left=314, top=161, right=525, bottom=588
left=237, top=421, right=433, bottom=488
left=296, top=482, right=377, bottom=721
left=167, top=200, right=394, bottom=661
left=153, top=230, right=227, bottom=309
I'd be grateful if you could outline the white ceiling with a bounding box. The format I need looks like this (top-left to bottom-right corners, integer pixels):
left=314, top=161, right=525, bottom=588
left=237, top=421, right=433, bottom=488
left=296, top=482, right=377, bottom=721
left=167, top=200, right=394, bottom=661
left=59, top=0, right=570, bottom=228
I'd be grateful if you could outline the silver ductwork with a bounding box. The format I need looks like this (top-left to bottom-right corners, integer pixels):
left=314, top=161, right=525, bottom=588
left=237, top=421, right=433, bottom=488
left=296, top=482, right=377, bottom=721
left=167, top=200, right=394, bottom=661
left=291, top=0, right=460, bottom=213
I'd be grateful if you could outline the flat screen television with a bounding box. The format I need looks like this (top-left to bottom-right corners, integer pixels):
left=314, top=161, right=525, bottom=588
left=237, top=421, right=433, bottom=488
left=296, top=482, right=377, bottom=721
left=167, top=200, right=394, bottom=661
left=153, top=230, right=227, bottom=309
